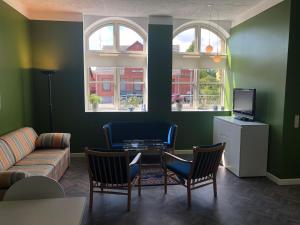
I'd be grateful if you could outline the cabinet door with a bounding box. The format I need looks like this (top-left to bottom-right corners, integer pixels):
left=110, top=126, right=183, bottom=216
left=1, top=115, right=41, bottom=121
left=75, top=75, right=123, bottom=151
left=213, top=118, right=241, bottom=176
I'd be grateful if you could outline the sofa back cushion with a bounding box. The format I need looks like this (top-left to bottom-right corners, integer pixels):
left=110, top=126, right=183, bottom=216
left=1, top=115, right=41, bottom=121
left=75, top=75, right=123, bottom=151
left=0, top=140, right=16, bottom=171
left=107, top=122, right=172, bottom=144
left=0, top=127, right=38, bottom=162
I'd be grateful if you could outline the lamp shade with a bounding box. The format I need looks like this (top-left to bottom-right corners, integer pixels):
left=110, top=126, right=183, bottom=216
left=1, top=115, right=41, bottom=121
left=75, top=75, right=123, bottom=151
left=213, top=55, right=222, bottom=63
left=205, top=45, right=213, bottom=53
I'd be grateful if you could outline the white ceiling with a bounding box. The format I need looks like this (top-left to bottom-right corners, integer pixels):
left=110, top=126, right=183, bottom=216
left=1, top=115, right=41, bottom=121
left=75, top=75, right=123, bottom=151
left=4, top=0, right=283, bottom=26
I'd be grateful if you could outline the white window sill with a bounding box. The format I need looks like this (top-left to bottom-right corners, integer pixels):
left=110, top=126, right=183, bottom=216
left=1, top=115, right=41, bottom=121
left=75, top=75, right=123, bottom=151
left=171, top=109, right=230, bottom=112
left=86, top=109, right=148, bottom=113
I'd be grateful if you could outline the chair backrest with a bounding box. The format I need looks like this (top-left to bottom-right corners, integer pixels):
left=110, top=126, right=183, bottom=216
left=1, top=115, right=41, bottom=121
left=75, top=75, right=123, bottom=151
left=191, top=143, right=225, bottom=179
left=3, top=176, right=65, bottom=201
left=85, top=148, right=130, bottom=185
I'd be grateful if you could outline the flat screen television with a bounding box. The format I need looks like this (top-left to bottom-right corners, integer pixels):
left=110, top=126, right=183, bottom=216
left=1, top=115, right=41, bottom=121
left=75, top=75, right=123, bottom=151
left=233, top=88, right=256, bottom=121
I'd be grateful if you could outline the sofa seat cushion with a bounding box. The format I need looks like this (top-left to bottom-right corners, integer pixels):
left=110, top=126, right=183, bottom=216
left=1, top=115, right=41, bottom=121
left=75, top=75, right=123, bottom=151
left=111, top=143, right=124, bottom=150
left=15, top=149, right=67, bottom=167
left=0, top=127, right=38, bottom=162
left=15, top=149, right=70, bottom=181
left=7, top=164, right=55, bottom=178
left=0, top=140, right=16, bottom=171
left=15, top=149, right=68, bottom=166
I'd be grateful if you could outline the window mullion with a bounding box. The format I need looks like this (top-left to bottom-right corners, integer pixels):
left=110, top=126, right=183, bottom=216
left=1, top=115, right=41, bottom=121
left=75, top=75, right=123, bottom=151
left=145, top=67, right=148, bottom=111
left=196, top=25, right=200, bottom=54
left=193, top=69, right=198, bottom=109
left=221, top=69, right=225, bottom=107
left=115, top=67, right=119, bottom=110
left=115, top=23, right=119, bottom=52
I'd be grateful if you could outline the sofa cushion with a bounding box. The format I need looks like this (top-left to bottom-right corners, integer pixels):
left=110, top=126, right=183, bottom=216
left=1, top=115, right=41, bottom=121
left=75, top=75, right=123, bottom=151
left=107, top=122, right=172, bottom=144
left=15, top=149, right=69, bottom=181
left=0, top=127, right=38, bottom=162
left=15, top=149, right=68, bottom=167
left=36, top=133, right=71, bottom=149
left=21, top=127, right=39, bottom=148
left=8, top=164, right=55, bottom=178
left=0, top=140, right=16, bottom=171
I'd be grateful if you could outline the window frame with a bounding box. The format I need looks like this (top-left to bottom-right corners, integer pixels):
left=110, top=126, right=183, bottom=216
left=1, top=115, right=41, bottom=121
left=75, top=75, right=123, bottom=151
left=173, top=24, right=227, bottom=56
left=172, top=68, right=226, bottom=111
left=172, top=22, right=229, bottom=111
left=86, top=22, right=147, bottom=55
left=84, top=19, right=148, bottom=112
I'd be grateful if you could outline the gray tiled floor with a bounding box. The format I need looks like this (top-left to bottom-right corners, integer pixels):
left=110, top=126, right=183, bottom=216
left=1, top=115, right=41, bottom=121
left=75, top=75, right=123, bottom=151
left=60, top=158, right=300, bottom=225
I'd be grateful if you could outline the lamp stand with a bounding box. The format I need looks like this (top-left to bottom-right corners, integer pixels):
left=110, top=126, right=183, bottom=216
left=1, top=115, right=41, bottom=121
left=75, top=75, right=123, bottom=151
left=41, top=70, right=56, bottom=132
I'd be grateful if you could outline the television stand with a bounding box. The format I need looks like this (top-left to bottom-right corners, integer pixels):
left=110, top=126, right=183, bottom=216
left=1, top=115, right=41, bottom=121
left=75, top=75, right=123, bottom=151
left=213, top=116, right=269, bottom=177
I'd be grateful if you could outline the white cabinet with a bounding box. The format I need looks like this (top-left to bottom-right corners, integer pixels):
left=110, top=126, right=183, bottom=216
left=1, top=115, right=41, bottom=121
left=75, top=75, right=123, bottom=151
left=213, top=116, right=269, bottom=177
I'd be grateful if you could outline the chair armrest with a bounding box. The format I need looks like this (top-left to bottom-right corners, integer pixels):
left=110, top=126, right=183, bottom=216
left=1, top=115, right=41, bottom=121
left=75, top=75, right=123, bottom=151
left=0, top=171, right=29, bottom=189
left=167, top=124, right=178, bottom=147
left=129, top=153, right=142, bottom=166
left=163, top=152, right=192, bottom=164
left=102, top=124, right=112, bottom=149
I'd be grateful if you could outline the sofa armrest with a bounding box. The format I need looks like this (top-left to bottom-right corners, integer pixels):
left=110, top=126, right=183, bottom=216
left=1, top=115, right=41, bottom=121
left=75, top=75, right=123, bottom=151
left=35, top=133, right=71, bottom=149
left=167, top=124, right=178, bottom=148
left=0, top=171, right=29, bottom=189
left=103, top=124, right=112, bottom=149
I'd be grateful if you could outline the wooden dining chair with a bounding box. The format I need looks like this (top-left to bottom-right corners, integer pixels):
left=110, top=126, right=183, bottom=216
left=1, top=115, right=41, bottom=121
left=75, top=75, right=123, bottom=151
left=163, top=143, right=225, bottom=207
left=85, top=148, right=141, bottom=211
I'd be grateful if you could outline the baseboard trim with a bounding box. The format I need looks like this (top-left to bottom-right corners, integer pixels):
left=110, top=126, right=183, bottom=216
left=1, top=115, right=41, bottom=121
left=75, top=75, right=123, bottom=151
left=71, top=153, right=85, bottom=158
left=70, top=149, right=193, bottom=158
left=266, top=172, right=300, bottom=185
left=174, top=149, right=193, bottom=154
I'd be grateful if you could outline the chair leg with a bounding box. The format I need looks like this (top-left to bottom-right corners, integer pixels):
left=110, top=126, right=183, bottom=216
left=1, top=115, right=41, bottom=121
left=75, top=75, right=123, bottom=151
left=138, top=175, right=141, bottom=196
left=127, top=183, right=131, bottom=211
left=187, top=179, right=191, bottom=208
left=89, top=182, right=93, bottom=210
left=164, top=167, right=167, bottom=194
left=213, top=176, right=217, bottom=197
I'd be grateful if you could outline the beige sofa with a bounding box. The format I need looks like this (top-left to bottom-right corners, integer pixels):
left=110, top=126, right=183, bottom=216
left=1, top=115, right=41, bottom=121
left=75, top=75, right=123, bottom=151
left=0, top=127, right=71, bottom=199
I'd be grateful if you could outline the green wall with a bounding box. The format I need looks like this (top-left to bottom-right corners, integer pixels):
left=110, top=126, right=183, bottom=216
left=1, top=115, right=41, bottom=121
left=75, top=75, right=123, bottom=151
left=228, top=1, right=291, bottom=178
left=0, top=1, right=33, bottom=135
left=282, top=0, right=300, bottom=178
left=30, top=21, right=229, bottom=152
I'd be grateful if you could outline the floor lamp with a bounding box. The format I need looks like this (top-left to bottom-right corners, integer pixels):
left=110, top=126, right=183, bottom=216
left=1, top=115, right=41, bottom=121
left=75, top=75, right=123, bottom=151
left=41, top=70, right=56, bottom=132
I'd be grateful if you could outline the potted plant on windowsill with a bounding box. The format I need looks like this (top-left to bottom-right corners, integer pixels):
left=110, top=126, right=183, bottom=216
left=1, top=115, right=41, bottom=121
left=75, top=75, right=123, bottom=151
left=172, top=94, right=184, bottom=111
left=126, top=96, right=140, bottom=112
left=89, top=94, right=102, bottom=112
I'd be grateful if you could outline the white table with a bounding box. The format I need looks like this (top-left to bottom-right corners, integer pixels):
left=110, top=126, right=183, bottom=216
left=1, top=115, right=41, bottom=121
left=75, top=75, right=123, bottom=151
left=0, top=197, right=86, bottom=225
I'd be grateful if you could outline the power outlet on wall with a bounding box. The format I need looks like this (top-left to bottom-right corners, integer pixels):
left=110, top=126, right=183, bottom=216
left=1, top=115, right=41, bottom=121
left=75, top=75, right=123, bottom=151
left=294, top=114, right=299, bottom=128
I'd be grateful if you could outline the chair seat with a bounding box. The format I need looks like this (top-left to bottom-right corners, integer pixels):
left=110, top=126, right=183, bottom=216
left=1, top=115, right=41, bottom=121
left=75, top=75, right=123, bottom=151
left=130, top=164, right=139, bottom=181
left=111, top=143, right=124, bottom=150
left=167, top=160, right=191, bottom=179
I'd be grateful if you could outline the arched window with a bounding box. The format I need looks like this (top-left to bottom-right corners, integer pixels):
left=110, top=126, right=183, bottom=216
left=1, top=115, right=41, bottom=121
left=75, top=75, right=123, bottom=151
left=172, top=22, right=229, bottom=111
left=84, top=19, right=147, bottom=112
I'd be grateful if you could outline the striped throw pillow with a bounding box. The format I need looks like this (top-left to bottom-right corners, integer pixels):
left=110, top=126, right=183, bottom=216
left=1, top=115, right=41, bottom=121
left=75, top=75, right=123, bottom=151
left=36, top=133, right=71, bottom=149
